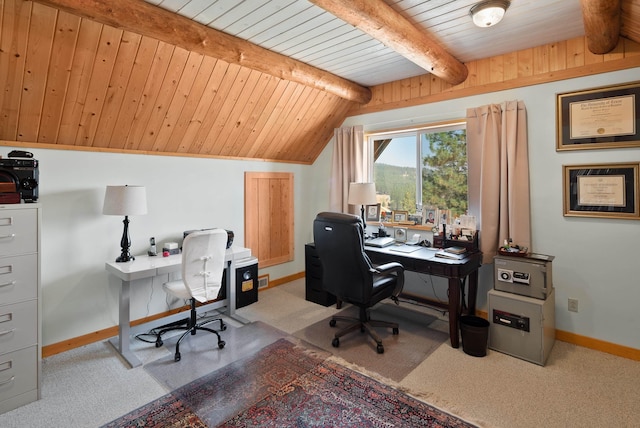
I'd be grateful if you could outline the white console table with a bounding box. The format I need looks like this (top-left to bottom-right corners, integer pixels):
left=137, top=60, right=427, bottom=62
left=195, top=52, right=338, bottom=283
left=105, top=246, right=251, bottom=368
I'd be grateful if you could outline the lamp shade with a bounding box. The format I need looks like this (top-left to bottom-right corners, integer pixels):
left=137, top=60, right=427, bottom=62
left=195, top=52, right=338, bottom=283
left=103, top=185, right=148, bottom=216
left=348, top=182, right=377, bottom=206
left=470, top=1, right=509, bottom=27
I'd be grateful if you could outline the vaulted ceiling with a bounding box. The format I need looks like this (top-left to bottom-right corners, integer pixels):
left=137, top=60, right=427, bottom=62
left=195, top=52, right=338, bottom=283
left=1, top=0, right=638, bottom=163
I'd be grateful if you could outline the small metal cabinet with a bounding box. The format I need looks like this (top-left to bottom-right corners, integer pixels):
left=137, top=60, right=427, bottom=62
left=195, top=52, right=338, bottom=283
left=0, top=204, right=41, bottom=414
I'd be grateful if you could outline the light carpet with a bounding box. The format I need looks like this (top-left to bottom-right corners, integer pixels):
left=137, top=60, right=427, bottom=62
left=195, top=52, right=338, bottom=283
left=293, top=302, right=449, bottom=382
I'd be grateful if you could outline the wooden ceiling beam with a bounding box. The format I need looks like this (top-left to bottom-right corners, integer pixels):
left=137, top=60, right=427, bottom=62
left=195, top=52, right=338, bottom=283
left=308, top=0, right=468, bottom=86
left=580, top=0, right=622, bottom=54
left=32, top=0, right=372, bottom=104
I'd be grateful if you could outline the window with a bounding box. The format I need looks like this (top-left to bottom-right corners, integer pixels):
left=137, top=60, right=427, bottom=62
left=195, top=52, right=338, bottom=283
left=369, top=122, right=467, bottom=223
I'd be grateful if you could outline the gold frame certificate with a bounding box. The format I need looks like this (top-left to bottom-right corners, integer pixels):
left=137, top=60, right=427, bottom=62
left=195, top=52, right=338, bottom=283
left=569, top=95, right=635, bottom=139
left=557, top=81, right=640, bottom=151
left=563, top=163, right=639, bottom=220
left=577, top=174, right=625, bottom=207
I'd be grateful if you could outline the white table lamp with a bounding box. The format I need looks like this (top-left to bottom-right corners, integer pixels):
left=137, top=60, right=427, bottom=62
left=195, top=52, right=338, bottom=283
left=103, top=185, right=147, bottom=262
left=348, top=182, right=377, bottom=230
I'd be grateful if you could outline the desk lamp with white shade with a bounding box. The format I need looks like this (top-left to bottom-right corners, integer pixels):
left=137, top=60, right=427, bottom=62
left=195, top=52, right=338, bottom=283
left=348, top=182, right=377, bottom=232
left=103, top=185, right=147, bottom=262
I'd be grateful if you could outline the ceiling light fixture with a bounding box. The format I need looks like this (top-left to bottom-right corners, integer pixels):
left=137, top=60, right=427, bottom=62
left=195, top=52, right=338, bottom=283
left=470, top=0, right=510, bottom=28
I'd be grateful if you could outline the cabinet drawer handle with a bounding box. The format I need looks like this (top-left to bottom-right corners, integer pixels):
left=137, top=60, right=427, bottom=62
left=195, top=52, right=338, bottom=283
left=0, top=217, right=13, bottom=227
left=0, top=328, right=15, bottom=336
left=0, top=280, right=16, bottom=287
left=0, top=234, right=15, bottom=240
left=0, top=375, right=15, bottom=386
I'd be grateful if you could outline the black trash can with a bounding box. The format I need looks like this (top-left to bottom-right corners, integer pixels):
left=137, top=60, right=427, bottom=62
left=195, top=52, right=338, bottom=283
left=460, top=315, right=490, bottom=357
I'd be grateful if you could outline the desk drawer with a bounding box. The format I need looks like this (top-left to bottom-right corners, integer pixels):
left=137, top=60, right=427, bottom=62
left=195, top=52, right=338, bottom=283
left=0, top=346, right=37, bottom=404
left=0, top=209, right=38, bottom=257
left=0, top=254, right=38, bottom=304
left=0, top=300, right=38, bottom=353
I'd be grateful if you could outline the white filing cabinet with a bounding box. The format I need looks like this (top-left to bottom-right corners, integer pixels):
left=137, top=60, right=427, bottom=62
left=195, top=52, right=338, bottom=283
left=0, top=204, right=41, bottom=414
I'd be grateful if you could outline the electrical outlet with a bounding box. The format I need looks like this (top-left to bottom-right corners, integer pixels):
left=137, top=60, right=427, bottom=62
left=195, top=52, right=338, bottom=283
left=568, top=298, right=579, bottom=312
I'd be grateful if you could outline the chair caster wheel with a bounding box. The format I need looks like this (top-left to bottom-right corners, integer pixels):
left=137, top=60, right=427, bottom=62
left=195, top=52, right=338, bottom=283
left=392, top=327, right=399, bottom=335
left=174, top=352, right=181, bottom=362
left=220, top=324, right=227, bottom=331
left=332, top=337, right=340, bottom=348
left=218, top=340, right=225, bottom=349
left=155, top=340, right=163, bottom=348
left=377, top=344, right=384, bottom=354
left=329, top=319, right=337, bottom=327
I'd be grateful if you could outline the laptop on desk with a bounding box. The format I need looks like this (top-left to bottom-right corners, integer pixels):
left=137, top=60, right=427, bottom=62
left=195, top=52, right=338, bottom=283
left=364, top=236, right=395, bottom=248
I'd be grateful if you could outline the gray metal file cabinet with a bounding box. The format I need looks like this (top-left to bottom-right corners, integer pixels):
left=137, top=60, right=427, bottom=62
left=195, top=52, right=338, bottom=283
left=0, top=204, right=41, bottom=414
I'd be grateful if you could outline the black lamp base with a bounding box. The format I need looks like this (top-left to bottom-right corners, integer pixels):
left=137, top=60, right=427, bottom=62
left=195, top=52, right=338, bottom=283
left=115, top=215, right=135, bottom=263
left=360, top=204, right=367, bottom=235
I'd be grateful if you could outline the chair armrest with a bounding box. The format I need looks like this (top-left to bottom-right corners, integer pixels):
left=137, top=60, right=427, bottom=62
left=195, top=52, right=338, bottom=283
left=372, top=262, right=405, bottom=297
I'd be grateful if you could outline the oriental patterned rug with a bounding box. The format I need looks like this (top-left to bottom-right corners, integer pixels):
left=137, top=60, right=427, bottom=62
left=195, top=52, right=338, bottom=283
left=103, top=338, right=475, bottom=427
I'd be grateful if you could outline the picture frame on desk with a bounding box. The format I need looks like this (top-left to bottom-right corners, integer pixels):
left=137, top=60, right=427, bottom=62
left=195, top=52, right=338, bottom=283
left=365, top=203, right=381, bottom=222
left=423, top=206, right=437, bottom=225
left=393, top=210, right=408, bottom=222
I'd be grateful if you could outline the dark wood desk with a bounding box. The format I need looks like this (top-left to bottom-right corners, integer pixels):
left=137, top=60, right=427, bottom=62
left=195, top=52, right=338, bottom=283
left=365, top=245, right=482, bottom=348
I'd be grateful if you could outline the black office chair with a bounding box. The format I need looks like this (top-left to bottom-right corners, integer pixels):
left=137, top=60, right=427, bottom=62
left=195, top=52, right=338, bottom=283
left=313, top=211, right=405, bottom=354
left=155, top=229, right=228, bottom=362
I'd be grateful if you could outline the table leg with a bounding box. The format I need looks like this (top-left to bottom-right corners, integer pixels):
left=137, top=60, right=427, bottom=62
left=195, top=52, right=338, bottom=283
left=467, top=270, right=478, bottom=315
left=448, top=277, right=460, bottom=348
left=107, top=279, right=142, bottom=368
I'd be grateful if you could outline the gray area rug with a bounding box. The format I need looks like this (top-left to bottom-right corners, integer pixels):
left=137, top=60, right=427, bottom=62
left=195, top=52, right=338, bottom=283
left=144, top=320, right=288, bottom=390
left=293, top=302, right=449, bottom=382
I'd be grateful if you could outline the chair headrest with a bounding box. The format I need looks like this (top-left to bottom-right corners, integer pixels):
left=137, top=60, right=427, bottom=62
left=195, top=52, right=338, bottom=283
left=315, top=211, right=361, bottom=225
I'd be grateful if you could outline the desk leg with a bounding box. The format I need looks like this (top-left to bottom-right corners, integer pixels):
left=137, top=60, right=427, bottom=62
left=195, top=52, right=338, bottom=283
left=107, top=279, right=142, bottom=368
left=467, top=270, right=478, bottom=315
left=448, top=277, right=460, bottom=348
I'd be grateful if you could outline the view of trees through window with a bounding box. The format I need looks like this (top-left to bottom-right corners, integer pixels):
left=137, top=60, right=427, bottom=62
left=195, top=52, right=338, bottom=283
left=371, top=125, right=468, bottom=222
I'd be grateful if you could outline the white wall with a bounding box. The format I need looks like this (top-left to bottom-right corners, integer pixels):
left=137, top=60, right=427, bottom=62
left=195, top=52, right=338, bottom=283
left=339, top=67, right=640, bottom=350
left=3, top=147, right=330, bottom=346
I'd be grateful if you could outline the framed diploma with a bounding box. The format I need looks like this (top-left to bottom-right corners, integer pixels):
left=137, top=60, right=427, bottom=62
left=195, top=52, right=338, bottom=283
left=556, top=81, right=640, bottom=151
left=563, top=163, right=639, bottom=219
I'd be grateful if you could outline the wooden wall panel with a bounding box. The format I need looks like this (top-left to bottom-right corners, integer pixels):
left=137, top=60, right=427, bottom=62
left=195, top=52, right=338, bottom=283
left=57, top=18, right=101, bottom=144
left=92, top=31, right=142, bottom=148
left=38, top=11, right=80, bottom=143
left=350, top=35, right=640, bottom=116
left=75, top=25, right=123, bottom=147
left=245, top=172, right=294, bottom=268
left=17, top=2, right=56, bottom=141
left=107, top=36, right=159, bottom=150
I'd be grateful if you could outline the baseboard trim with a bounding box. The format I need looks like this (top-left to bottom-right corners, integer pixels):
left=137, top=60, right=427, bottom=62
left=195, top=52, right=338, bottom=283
left=43, top=275, right=639, bottom=362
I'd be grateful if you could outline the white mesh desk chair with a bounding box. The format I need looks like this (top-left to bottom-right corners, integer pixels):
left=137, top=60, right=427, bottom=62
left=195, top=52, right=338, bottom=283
left=155, top=228, right=228, bottom=361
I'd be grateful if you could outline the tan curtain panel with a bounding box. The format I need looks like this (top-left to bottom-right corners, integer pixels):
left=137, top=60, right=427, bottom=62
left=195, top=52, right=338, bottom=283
left=329, top=125, right=369, bottom=213
left=466, top=101, right=531, bottom=264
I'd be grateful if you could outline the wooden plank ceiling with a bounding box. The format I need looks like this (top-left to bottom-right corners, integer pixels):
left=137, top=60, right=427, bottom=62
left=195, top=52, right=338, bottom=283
left=0, top=0, right=637, bottom=164
left=1, top=0, right=357, bottom=164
